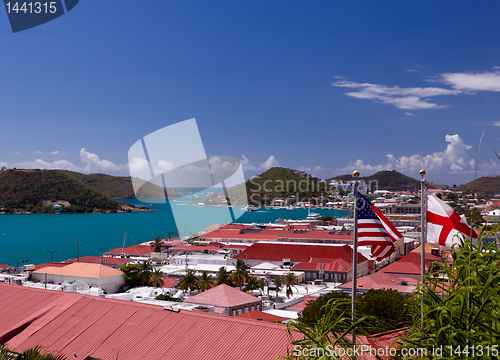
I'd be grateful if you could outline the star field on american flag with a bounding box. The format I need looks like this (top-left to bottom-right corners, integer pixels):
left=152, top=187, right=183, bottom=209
left=356, top=192, right=402, bottom=261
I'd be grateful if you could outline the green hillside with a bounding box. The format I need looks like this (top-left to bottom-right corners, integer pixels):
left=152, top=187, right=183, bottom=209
left=457, top=176, right=500, bottom=196
left=0, top=169, right=119, bottom=213
left=202, top=167, right=332, bottom=206
left=61, top=171, right=173, bottom=199
left=328, top=170, right=444, bottom=191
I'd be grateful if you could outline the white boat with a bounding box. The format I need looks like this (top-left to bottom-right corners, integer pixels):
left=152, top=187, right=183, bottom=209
left=285, top=205, right=295, bottom=210
left=306, top=212, right=321, bottom=220
left=242, top=205, right=259, bottom=212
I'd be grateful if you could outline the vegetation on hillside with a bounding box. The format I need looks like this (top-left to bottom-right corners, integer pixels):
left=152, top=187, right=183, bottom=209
left=284, top=234, right=500, bottom=359
left=202, top=167, right=335, bottom=206
left=61, top=170, right=176, bottom=199
left=0, top=169, right=119, bottom=213
left=457, top=175, right=500, bottom=195
left=298, top=289, right=412, bottom=335
left=329, top=169, right=444, bottom=191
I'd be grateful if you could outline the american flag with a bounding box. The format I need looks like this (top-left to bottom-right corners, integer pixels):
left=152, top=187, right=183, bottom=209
left=356, top=192, right=402, bottom=261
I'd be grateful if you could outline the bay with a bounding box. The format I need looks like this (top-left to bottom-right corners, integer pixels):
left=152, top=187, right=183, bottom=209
left=0, top=200, right=348, bottom=266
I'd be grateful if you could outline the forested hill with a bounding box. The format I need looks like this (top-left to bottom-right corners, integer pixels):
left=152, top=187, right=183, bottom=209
left=0, top=169, right=119, bottom=213
left=61, top=170, right=170, bottom=199
left=202, top=167, right=332, bottom=206
left=457, top=176, right=500, bottom=196
left=328, top=170, right=445, bottom=191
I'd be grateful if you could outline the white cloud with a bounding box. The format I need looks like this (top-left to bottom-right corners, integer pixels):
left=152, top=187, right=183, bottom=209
left=3, top=149, right=127, bottom=175
left=34, top=150, right=42, bottom=154
left=337, top=134, right=475, bottom=175
left=406, top=69, right=418, bottom=73
left=9, top=159, right=80, bottom=171
left=492, top=121, right=500, bottom=127
left=261, top=156, right=279, bottom=170
left=440, top=70, right=500, bottom=92
left=80, top=148, right=127, bottom=173
left=14, top=152, right=21, bottom=155
left=49, top=151, right=60, bottom=155
left=241, top=155, right=280, bottom=172
left=332, top=80, right=460, bottom=109
left=404, top=112, right=416, bottom=117
left=298, top=166, right=327, bottom=176
left=128, top=157, right=151, bottom=180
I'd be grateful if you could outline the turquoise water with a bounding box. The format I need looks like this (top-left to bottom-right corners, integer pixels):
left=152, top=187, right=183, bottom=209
left=0, top=200, right=348, bottom=266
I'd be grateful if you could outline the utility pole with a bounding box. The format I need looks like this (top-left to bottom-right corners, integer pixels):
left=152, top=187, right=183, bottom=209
left=122, top=230, right=127, bottom=257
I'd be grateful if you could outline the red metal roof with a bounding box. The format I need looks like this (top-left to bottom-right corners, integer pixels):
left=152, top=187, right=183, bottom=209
left=235, top=310, right=287, bottom=323
left=291, top=258, right=352, bottom=272
left=33, top=263, right=124, bottom=278
left=201, top=228, right=353, bottom=243
left=340, top=272, right=418, bottom=293
left=104, top=245, right=154, bottom=256
left=285, top=295, right=319, bottom=311
left=159, top=277, right=179, bottom=288
left=222, top=224, right=251, bottom=230
left=185, top=284, right=261, bottom=308
left=0, top=264, right=13, bottom=270
left=34, top=262, right=70, bottom=271
left=171, top=245, right=221, bottom=252
left=0, top=282, right=294, bottom=360
left=64, top=256, right=133, bottom=266
left=223, top=244, right=250, bottom=250
left=379, top=261, right=422, bottom=275
left=235, top=243, right=367, bottom=264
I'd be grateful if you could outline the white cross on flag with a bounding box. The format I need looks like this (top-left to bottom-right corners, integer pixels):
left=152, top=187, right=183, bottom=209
left=427, top=191, right=478, bottom=247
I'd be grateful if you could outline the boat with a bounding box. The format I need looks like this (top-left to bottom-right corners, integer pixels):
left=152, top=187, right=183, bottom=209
left=306, top=212, right=321, bottom=220
left=242, top=205, right=259, bottom=212
left=285, top=205, right=295, bottom=210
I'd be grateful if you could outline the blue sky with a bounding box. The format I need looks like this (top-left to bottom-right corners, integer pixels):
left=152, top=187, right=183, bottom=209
left=1, top=1, right=500, bottom=186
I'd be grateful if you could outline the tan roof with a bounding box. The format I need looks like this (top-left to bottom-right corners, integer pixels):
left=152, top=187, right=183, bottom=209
left=33, top=262, right=123, bottom=278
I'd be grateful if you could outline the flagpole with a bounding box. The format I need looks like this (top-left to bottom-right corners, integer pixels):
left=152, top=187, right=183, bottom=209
left=351, top=170, right=360, bottom=345
left=420, top=169, right=426, bottom=328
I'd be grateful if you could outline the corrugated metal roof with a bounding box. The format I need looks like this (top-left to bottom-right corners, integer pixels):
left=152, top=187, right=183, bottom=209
left=0, top=282, right=294, bottom=360
left=104, top=245, right=153, bottom=256
left=65, top=256, right=134, bottom=266
left=235, top=310, right=287, bottom=323
left=33, top=262, right=123, bottom=278
left=184, top=284, right=261, bottom=307
left=292, top=258, right=352, bottom=272
left=235, top=243, right=367, bottom=264
left=340, top=272, right=418, bottom=293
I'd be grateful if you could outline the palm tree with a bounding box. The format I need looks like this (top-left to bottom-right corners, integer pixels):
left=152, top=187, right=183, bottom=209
left=149, top=268, right=165, bottom=288
left=284, top=272, right=297, bottom=298
left=257, top=278, right=266, bottom=293
left=231, top=259, right=250, bottom=289
left=152, top=237, right=163, bottom=253
left=216, top=266, right=232, bottom=286
left=274, top=276, right=282, bottom=297
left=197, top=271, right=214, bottom=292
left=179, top=269, right=198, bottom=292
left=136, top=261, right=153, bottom=286
left=243, top=276, right=260, bottom=292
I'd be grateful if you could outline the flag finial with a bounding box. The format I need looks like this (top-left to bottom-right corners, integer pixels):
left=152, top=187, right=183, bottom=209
left=353, top=170, right=360, bottom=178
left=419, top=169, right=426, bottom=177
